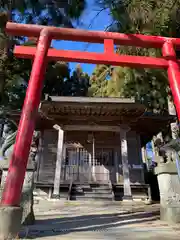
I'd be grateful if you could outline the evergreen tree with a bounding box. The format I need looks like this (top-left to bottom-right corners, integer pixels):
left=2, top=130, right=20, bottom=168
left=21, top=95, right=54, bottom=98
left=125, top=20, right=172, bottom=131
left=88, top=65, right=109, bottom=97
left=0, top=0, right=87, bottom=109
left=64, top=64, right=90, bottom=96
left=93, top=0, right=180, bottom=114
left=0, top=0, right=86, bottom=26
left=0, top=2, right=87, bottom=139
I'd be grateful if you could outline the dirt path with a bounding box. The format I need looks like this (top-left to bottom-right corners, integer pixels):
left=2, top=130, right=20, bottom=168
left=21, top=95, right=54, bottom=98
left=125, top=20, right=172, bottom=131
left=19, top=201, right=180, bottom=239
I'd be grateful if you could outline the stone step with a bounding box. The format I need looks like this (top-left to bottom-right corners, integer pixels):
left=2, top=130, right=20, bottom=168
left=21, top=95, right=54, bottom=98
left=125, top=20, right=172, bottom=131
left=71, top=185, right=112, bottom=191
left=71, top=192, right=113, bottom=198
left=71, top=188, right=112, bottom=193
left=70, top=184, right=113, bottom=201
left=70, top=195, right=113, bottom=201
left=73, top=186, right=111, bottom=190
left=85, top=190, right=112, bottom=194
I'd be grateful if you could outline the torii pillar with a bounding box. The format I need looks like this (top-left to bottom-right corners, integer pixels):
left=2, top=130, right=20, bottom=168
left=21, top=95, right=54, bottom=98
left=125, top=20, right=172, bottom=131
left=0, top=28, right=51, bottom=239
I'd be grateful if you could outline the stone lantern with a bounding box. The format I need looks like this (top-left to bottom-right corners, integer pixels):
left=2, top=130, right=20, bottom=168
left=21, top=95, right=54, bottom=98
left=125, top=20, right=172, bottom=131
left=155, top=139, right=180, bottom=223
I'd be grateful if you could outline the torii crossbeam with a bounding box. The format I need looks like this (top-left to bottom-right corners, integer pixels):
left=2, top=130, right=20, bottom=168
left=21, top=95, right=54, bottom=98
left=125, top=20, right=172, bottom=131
left=1, top=22, right=180, bottom=207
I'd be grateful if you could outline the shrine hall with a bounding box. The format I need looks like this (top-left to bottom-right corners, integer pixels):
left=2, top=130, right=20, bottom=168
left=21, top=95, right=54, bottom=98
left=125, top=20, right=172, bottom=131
left=9, top=96, right=174, bottom=201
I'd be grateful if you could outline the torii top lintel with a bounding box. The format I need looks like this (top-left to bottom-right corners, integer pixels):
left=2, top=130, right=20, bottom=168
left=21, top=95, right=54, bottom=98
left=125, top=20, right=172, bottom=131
left=6, top=22, right=180, bottom=69
left=6, top=22, right=180, bottom=49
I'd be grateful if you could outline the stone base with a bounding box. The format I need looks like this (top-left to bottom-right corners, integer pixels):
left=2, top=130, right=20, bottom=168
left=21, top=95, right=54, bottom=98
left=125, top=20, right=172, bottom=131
left=0, top=206, right=23, bottom=239
left=143, top=199, right=152, bottom=205
left=122, top=195, right=133, bottom=202
left=1, top=164, right=36, bottom=226
left=160, top=205, right=180, bottom=224
left=21, top=190, right=35, bottom=226
left=51, top=194, right=60, bottom=199
left=155, top=162, right=180, bottom=224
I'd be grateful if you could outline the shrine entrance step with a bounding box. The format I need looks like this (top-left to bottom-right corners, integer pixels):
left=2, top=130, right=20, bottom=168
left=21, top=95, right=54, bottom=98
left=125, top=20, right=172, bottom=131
left=70, top=183, right=113, bottom=201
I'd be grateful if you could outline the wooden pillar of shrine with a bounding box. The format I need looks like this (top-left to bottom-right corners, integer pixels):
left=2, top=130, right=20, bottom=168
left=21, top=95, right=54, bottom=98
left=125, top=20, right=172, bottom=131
left=120, top=127, right=132, bottom=200
left=52, top=125, right=64, bottom=198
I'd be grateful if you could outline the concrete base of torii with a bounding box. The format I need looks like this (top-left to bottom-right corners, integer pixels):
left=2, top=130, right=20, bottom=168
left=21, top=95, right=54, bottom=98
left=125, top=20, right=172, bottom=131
left=0, top=206, right=22, bottom=239
left=0, top=161, right=36, bottom=238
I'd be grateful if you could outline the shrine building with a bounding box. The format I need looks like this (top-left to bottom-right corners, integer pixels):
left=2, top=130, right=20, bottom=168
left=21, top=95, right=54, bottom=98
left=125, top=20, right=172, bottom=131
left=9, top=96, right=174, bottom=201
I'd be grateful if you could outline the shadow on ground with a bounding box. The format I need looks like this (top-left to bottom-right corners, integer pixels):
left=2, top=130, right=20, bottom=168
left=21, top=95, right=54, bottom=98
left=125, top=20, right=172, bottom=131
left=20, top=210, right=160, bottom=239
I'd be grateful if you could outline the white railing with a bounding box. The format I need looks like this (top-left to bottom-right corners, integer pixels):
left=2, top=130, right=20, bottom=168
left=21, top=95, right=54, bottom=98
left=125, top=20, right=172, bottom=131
left=61, top=165, right=116, bottom=183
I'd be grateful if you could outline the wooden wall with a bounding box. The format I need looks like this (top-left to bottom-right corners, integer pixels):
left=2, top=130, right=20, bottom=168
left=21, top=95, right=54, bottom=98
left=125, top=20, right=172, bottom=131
left=37, top=130, right=57, bottom=184
left=127, top=131, right=144, bottom=184
left=36, top=129, right=144, bottom=185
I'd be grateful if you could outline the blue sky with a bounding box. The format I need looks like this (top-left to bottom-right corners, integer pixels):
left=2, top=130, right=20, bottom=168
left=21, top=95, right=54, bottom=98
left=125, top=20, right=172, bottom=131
left=53, top=1, right=153, bottom=158
left=52, top=0, right=112, bottom=75
left=52, top=2, right=154, bottom=158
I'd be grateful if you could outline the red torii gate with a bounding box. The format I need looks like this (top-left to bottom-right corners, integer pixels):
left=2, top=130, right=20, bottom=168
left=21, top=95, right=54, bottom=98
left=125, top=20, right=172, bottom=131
left=1, top=22, right=180, bottom=206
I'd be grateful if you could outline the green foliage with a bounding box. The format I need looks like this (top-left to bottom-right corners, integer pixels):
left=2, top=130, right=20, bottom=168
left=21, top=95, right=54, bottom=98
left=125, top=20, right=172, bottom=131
left=88, top=65, right=109, bottom=97
left=92, top=0, right=180, bottom=113
left=88, top=65, right=128, bottom=98
left=44, top=63, right=90, bottom=97
left=63, top=64, right=90, bottom=97
left=0, top=0, right=87, bottom=113
left=2, top=55, right=90, bottom=110
left=99, top=0, right=180, bottom=36
left=0, top=0, right=87, bottom=26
